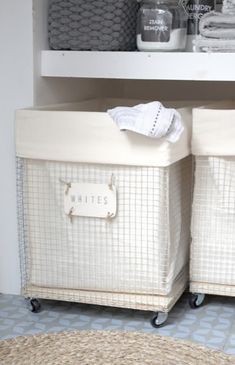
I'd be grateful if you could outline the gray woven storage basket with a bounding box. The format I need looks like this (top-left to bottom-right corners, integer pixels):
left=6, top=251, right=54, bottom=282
left=48, top=0, right=139, bottom=51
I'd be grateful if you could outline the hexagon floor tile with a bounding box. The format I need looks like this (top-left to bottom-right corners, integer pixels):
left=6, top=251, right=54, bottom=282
left=0, top=292, right=235, bottom=355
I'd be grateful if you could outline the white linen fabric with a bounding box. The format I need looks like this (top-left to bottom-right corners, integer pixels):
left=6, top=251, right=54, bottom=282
left=191, top=103, right=235, bottom=296
left=192, top=102, right=235, bottom=156
left=107, top=101, right=184, bottom=143
left=15, top=99, right=193, bottom=167
left=18, top=157, right=192, bottom=299
left=191, top=156, right=235, bottom=289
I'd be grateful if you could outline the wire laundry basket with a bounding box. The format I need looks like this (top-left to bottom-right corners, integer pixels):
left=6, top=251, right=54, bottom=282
left=16, top=98, right=193, bottom=327
left=190, top=102, right=235, bottom=308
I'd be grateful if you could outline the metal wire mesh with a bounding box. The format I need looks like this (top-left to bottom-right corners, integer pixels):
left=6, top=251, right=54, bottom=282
left=17, top=157, right=192, bottom=312
left=190, top=156, right=235, bottom=297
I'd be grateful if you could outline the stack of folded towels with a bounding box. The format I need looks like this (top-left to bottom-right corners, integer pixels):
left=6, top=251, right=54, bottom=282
left=196, top=0, right=235, bottom=52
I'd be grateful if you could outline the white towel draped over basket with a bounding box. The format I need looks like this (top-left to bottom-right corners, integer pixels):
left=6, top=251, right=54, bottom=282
left=15, top=98, right=193, bottom=315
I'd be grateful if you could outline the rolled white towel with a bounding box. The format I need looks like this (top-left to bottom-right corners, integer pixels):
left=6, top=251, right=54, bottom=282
left=107, top=101, right=184, bottom=143
left=199, top=11, right=235, bottom=39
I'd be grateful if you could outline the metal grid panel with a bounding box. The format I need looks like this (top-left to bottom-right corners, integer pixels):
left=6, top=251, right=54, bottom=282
left=191, top=156, right=235, bottom=294
left=17, top=157, right=192, bottom=311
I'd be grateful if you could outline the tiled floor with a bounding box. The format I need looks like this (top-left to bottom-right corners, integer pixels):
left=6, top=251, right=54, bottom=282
left=0, top=292, right=235, bottom=355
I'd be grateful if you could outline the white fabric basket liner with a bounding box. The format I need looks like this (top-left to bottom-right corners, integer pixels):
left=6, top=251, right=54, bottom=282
left=15, top=98, right=193, bottom=167
left=191, top=156, right=235, bottom=292
left=18, top=157, right=192, bottom=302
left=18, top=156, right=192, bottom=310
left=192, top=101, right=235, bottom=156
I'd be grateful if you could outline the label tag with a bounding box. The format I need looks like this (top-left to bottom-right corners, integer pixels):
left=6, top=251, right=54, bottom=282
left=186, top=0, right=215, bottom=35
left=64, top=183, right=117, bottom=219
left=141, top=9, right=172, bottom=42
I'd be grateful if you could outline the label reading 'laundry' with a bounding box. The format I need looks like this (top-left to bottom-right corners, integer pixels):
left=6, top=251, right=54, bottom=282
left=186, top=0, right=215, bottom=35
left=64, top=182, right=117, bottom=219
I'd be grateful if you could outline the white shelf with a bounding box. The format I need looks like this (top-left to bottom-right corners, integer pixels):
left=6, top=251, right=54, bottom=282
left=41, top=51, right=235, bottom=81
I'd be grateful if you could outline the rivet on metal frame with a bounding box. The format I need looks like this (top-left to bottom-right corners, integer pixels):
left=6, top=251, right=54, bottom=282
left=59, top=178, right=72, bottom=195
left=108, top=174, right=115, bottom=191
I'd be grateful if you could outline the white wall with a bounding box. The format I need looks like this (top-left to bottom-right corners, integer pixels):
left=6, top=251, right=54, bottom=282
left=0, top=0, right=34, bottom=294
left=33, top=0, right=124, bottom=106
left=0, top=0, right=123, bottom=295
left=122, top=80, right=235, bottom=101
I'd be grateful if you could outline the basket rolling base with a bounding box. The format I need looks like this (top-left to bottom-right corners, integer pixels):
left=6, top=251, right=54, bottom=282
left=150, top=312, right=169, bottom=328
left=23, top=272, right=187, bottom=328
left=26, top=298, right=41, bottom=313
left=25, top=294, right=169, bottom=327
left=189, top=281, right=235, bottom=309
left=189, top=292, right=206, bottom=309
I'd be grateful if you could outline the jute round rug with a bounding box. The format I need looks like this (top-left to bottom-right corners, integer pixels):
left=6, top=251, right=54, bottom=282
left=0, top=330, right=235, bottom=365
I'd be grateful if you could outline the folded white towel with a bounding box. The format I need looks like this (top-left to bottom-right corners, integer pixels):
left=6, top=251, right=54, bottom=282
left=199, top=11, right=235, bottom=39
left=195, top=35, right=235, bottom=51
left=107, top=101, right=184, bottom=143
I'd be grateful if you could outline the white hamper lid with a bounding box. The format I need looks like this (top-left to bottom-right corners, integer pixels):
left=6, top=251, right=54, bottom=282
left=15, top=98, right=193, bottom=167
left=192, top=101, right=235, bottom=156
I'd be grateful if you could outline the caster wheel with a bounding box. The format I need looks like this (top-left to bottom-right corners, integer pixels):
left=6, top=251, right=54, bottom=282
left=27, top=298, right=41, bottom=313
left=151, top=312, right=168, bottom=328
left=189, top=293, right=205, bottom=309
